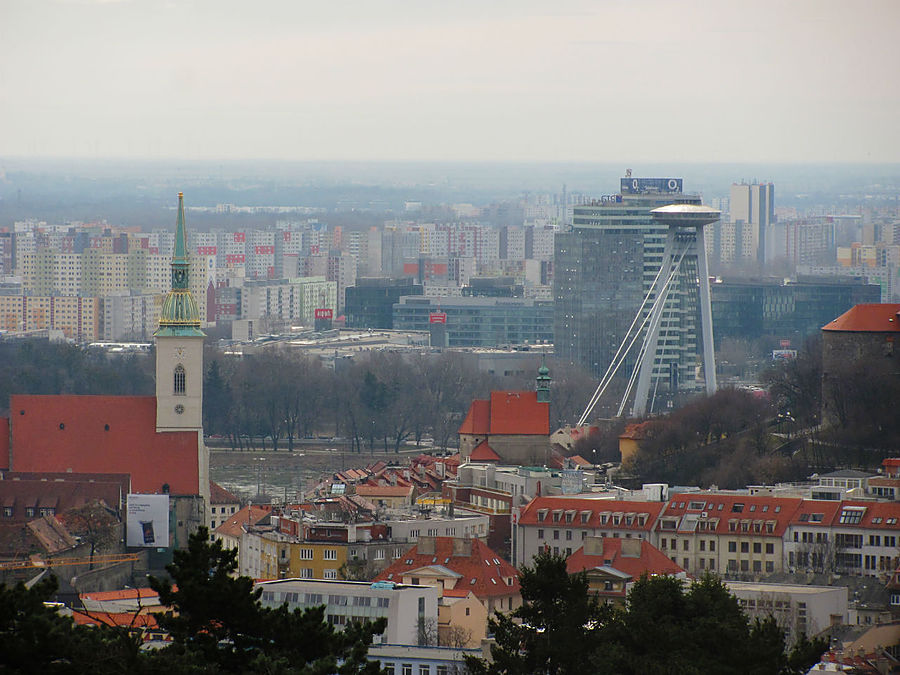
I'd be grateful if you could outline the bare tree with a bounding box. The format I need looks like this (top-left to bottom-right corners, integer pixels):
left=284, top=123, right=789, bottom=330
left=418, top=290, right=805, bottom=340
left=61, top=501, right=120, bottom=569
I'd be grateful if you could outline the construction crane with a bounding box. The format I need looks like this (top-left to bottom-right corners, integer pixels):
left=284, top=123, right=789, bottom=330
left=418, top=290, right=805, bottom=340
left=0, top=553, right=141, bottom=572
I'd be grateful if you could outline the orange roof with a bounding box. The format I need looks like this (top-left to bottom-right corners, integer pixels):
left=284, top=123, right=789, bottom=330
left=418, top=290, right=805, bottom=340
left=789, top=500, right=841, bottom=527
left=9, top=395, right=200, bottom=495
left=619, top=421, right=653, bottom=440
left=518, top=497, right=665, bottom=531
left=458, top=399, right=491, bottom=435
left=469, top=440, right=501, bottom=462
left=73, top=611, right=160, bottom=629
left=81, top=587, right=160, bottom=602
left=822, top=303, right=900, bottom=332
left=209, top=481, right=240, bottom=505
left=489, top=391, right=549, bottom=435
left=567, top=455, right=593, bottom=468
left=567, top=538, right=684, bottom=581
left=834, top=500, right=900, bottom=530
left=215, top=505, right=272, bottom=538
left=661, top=494, right=802, bottom=537
left=374, top=537, right=519, bottom=599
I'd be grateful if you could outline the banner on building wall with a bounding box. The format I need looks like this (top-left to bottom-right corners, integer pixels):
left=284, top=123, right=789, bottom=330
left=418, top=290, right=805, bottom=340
left=126, top=494, right=169, bottom=547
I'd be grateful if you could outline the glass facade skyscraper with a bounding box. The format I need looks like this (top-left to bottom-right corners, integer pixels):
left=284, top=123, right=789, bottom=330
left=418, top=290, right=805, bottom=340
left=553, top=177, right=704, bottom=405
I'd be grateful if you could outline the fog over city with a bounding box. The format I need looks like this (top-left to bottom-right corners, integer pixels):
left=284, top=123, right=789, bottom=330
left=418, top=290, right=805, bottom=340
left=2, top=3, right=900, bottom=673
left=2, top=0, right=899, bottom=163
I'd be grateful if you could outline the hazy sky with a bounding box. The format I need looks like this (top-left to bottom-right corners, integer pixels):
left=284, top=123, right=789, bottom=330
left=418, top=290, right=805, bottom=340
left=2, top=0, right=898, bottom=163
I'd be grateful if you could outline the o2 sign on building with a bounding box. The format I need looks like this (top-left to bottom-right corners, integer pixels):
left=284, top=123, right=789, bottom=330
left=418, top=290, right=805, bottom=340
left=619, top=177, right=683, bottom=194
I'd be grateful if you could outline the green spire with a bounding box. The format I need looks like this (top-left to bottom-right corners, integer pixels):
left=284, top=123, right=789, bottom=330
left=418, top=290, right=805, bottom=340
left=171, top=191, right=190, bottom=289
left=154, top=192, right=205, bottom=338
left=536, top=353, right=551, bottom=403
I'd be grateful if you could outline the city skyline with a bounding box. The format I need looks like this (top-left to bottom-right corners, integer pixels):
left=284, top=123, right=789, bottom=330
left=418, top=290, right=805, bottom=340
left=2, top=0, right=899, bottom=163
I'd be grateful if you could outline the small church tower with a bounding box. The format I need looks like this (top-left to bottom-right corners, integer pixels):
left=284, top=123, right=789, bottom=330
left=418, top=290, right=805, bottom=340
left=154, top=193, right=206, bottom=432
left=536, top=357, right=551, bottom=404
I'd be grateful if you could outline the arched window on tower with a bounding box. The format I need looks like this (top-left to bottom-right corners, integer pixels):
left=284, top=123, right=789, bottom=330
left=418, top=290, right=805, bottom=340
left=174, top=364, right=186, bottom=396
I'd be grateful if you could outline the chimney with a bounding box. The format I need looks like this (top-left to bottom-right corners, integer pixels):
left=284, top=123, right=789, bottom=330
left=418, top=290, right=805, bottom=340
left=418, top=536, right=436, bottom=555
left=621, top=538, right=641, bottom=558
left=584, top=536, right=604, bottom=557
left=452, top=537, right=473, bottom=557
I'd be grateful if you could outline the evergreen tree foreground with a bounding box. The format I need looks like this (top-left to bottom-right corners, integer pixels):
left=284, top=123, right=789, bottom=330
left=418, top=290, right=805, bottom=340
left=0, top=527, right=385, bottom=674
left=465, top=550, right=828, bottom=675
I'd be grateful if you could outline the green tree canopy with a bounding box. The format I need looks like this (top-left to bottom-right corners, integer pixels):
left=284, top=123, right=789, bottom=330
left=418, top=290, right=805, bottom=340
left=149, top=526, right=386, bottom=674
left=466, top=552, right=827, bottom=675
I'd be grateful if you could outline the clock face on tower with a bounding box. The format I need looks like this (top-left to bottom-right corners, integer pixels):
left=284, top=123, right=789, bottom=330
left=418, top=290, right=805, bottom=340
left=174, top=347, right=186, bottom=359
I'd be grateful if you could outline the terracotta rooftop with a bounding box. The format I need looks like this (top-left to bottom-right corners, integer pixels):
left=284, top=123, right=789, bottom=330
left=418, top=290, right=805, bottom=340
left=374, top=537, right=519, bottom=599
left=458, top=399, right=491, bottom=435
left=567, top=538, right=684, bottom=584
left=661, top=494, right=802, bottom=537
left=9, top=395, right=200, bottom=495
left=81, top=587, right=161, bottom=603
left=822, top=303, right=900, bottom=332
left=469, top=440, right=501, bottom=462
left=458, top=392, right=549, bottom=437
left=215, top=505, right=272, bottom=538
left=619, top=421, right=653, bottom=440
left=518, top=497, right=665, bottom=532
left=73, top=611, right=160, bottom=630
left=209, top=481, right=240, bottom=505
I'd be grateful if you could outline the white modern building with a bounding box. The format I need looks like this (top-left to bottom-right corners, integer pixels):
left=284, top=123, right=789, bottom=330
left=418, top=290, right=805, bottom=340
left=256, top=578, right=439, bottom=646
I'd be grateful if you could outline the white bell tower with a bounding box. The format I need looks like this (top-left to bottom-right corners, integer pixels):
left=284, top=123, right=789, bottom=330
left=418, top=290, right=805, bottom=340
left=154, top=192, right=206, bottom=432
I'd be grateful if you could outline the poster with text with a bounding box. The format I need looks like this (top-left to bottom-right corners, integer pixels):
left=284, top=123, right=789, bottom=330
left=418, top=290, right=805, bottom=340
left=126, top=494, right=170, bottom=548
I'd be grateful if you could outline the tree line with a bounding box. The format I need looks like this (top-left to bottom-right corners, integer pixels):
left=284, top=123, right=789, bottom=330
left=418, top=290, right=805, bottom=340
left=203, top=348, right=597, bottom=453
left=465, top=550, right=828, bottom=675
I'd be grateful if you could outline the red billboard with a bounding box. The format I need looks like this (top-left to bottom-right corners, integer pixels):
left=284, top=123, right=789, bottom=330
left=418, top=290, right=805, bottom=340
left=429, top=312, right=447, bottom=324
left=315, top=308, right=333, bottom=319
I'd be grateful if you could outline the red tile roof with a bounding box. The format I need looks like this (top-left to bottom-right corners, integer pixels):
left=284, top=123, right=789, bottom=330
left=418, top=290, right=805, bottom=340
left=788, top=500, right=841, bottom=527
left=469, top=441, right=501, bottom=462
left=822, top=303, right=900, bottom=332
left=458, top=392, right=550, bottom=437
left=619, top=421, right=653, bottom=440
left=374, top=537, right=519, bottom=599
left=73, top=611, right=160, bottom=630
left=661, top=494, right=802, bottom=537
left=488, top=391, right=549, bottom=435
left=566, top=538, right=684, bottom=581
left=9, top=395, right=200, bottom=495
left=81, top=587, right=161, bottom=602
left=215, top=505, right=272, bottom=538
left=518, top=496, right=665, bottom=532
left=209, top=481, right=240, bottom=505
left=834, top=500, right=900, bottom=530
left=458, top=400, right=491, bottom=435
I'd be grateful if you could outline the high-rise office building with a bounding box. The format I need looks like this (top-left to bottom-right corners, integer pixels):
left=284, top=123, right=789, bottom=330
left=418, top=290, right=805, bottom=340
left=554, top=175, right=705, bottom=404
left=729, top=182, right=775, bottom=265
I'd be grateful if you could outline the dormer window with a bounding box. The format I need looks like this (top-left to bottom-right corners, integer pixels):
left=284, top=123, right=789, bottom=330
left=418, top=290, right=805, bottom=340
left=174, top=364, right=186, bottom=395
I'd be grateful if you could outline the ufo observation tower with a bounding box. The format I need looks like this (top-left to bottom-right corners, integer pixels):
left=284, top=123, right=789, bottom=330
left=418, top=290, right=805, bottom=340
left=578, top=203, right=721, bottom=423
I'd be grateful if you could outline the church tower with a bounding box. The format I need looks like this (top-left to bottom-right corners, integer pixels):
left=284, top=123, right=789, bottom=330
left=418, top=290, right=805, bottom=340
left=536, top=356, right=551, bottom=404
left=155, top=192, right=206, bottom=432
